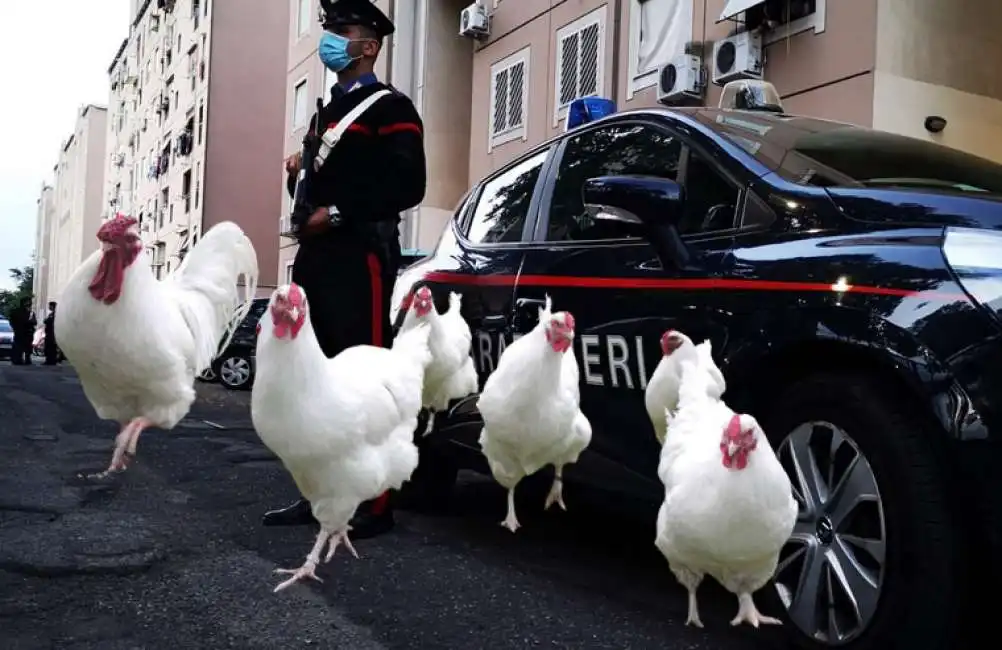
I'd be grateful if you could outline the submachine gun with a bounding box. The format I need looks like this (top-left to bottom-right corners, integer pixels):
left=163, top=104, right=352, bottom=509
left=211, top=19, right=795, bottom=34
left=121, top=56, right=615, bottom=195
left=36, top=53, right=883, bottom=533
left=289, top=97, right=326, bottom=236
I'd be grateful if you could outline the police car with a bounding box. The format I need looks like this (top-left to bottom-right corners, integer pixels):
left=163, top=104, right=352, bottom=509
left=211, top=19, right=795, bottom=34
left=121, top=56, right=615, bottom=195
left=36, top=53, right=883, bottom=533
left=392, top=81, right=1002, bottom=650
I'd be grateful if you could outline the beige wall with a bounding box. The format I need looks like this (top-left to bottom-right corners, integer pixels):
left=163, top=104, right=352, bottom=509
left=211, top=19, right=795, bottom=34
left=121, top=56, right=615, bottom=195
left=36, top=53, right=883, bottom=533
left=202, top=0, right=290, bottom=288
left=48, top=106, right=108, bottom=303
left=470, top=0, right=880, bottom=180
left=872, top=0, right=1002, bottom=162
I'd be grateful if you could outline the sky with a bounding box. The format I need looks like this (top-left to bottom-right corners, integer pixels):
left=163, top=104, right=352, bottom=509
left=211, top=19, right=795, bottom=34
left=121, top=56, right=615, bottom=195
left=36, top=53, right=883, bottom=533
left=0, top=1, right=130, bottom=290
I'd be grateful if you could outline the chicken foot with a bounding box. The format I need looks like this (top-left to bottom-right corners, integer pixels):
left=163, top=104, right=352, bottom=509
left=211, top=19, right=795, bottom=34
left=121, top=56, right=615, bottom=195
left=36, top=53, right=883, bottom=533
left=87, top=417, right=152, bottom=479
left=544, top=466, right=567, bottom=511
left=730, top=592, right=782, bottom=627
left=501, top=487, right=520, bottom=533
left=273, top=528, right=332, bottom=593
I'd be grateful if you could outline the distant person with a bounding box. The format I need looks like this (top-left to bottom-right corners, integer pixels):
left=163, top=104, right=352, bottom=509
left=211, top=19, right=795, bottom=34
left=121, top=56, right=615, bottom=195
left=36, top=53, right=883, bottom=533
left=8, top=297, right=35, bottom=365
left=44, top=302, right=60, bottom=366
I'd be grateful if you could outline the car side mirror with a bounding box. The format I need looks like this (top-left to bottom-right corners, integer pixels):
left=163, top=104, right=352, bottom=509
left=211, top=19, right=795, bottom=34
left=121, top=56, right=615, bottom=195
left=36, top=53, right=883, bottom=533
left=582, top=175, right=691, bottom=269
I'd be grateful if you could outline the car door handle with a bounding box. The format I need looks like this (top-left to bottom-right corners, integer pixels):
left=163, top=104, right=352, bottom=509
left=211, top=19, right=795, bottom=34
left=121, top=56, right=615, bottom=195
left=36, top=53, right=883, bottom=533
left=482, top=314, right=508, bottom=330
left=515, top=298, right=548, bottom=311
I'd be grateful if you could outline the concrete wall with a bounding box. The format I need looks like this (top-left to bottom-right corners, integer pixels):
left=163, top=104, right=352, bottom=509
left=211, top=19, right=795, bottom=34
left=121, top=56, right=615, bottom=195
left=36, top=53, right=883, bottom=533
left=871, top=0, right=1002, bottom=162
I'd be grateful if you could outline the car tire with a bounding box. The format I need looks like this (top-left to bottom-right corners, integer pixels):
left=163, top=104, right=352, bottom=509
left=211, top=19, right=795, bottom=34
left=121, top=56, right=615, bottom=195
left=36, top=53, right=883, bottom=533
left=763, top=372, right=964, bottom=650
left=398, top=412, right=459, bottom=513
left=215, top=352, right=253, bottom=391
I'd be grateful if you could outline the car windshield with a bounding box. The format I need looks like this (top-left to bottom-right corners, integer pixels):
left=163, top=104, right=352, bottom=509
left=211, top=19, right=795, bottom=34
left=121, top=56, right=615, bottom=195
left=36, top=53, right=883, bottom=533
left=790, top=128, right=1002, bottom=195
left=0, top=320, right=11, bottom=333
left=712, top=113, right=1002, bottom=196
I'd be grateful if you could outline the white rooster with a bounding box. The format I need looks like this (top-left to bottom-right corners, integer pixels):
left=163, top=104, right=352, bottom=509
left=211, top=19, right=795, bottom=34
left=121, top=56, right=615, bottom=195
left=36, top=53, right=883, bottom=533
left=397, top=286, right=478, bottom=435
left=477, top=296, right=592, bottom=533
left=645, top=330, right=726, bottom=444
left=55, top=214, right=258, bottom=478
left=654, top=358, right=797, bottom=628
left=251, top=283, right=431, bottom=592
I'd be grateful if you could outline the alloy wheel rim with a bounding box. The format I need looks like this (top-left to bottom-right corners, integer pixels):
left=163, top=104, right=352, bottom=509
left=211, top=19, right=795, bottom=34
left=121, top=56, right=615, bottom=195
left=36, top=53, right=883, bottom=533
left=774, top=421, right=886, bottom=645
left=220, top=357, right=250, bottom=386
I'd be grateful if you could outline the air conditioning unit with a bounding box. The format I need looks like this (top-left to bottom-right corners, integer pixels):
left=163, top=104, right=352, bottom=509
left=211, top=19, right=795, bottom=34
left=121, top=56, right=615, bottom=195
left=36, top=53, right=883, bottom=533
left=656, top=54, right=703, bottom=104
left=459, top=3, right=490, bottom=39
left=711, top=30, right=763, bottom=86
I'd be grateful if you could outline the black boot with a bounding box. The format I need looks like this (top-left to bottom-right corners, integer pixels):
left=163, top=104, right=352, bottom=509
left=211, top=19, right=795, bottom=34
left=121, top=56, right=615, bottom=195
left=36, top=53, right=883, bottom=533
left=262, top=498, right=317, bottom=527
left=348, top=492, right=395, bottom=539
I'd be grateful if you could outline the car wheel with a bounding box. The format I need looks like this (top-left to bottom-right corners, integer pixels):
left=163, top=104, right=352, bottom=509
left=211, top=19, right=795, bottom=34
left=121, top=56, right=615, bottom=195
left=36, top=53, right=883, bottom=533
left=197, top=366, right=217, bottom=382
left=398, top=411, right=459, bottom=512
left=764, top=373, right=964, bottom=650
left=216, top=353, right=253, bottom=391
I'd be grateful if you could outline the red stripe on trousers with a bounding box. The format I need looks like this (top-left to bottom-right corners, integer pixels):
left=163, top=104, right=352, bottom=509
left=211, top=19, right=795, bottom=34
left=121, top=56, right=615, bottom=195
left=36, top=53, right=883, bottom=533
left=366, top=252, right=383, bottom=346
left=366, top=252, right=390, bottom=508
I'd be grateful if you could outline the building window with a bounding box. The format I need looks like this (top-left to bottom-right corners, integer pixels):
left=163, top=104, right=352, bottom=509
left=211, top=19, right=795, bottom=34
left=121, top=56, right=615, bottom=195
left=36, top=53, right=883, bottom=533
left=285, top=261, right=295, bottom=284
left=324, top=67, right=339, bottom=100
left=292, top=79, right=309, bottom=130
left=296, top=0, right=311, bottom=37
left=735, top=0, right=826, bottom=44
left=554, top=6, right=606, bottom=127
left=488, top=46, right=529, bottom=152
left=627, top=0, right=693, bottom=97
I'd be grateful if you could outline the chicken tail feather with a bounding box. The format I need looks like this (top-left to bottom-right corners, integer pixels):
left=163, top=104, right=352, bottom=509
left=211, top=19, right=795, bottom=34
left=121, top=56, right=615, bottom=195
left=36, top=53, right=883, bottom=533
left=165, top=221, right=259, bottom=373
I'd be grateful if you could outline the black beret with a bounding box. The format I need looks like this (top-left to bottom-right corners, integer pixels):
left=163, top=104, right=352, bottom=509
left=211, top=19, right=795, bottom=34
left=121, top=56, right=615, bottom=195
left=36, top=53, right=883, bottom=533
left=319, top=0, right=395, bottom=38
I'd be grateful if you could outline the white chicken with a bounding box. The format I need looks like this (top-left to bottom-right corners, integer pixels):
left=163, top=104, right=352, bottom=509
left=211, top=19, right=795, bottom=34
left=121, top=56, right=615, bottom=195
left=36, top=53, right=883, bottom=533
left=654, top=357, right=797, bottom=629
left=55, top=214, right=258, bottom=478
left=251, top=283, right=431, bottom=592
left=477, top=296, right=592, bottom=533
left=645, top=330, right=726, bottom=445
left=397, top=286, right=478, bottom=435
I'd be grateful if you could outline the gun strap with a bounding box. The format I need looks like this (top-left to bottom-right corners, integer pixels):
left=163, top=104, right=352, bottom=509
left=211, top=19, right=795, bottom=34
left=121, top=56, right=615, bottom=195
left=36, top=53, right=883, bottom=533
left=314, top=89, right=392, bottom=172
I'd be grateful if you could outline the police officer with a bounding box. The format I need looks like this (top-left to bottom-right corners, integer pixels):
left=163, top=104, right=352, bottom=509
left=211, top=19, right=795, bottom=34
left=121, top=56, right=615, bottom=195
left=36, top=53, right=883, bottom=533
left=8, top=298, right=35, bottom=366
left=263, top=0, right=427, bottom=539
left=43, top=302, right=60, bottom=366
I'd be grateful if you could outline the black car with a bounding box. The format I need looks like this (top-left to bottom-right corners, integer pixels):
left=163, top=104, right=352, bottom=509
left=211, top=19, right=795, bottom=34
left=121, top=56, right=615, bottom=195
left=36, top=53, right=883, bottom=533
left=392, top=93, right=1002, bottom=650
left=203, top=297, right=269, bottom=390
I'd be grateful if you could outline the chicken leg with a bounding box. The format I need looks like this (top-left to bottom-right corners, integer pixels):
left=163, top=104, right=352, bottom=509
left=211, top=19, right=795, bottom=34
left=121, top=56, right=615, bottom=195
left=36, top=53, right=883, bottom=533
left=730, top=592, right=783, bottom=627
left=544, top=466, right=567, bottom=511
left=501, top=487, right=520, bottom=533
left=88, top=416, right=152, bottom=479
left=273, top=528, right=333, bottom=593
left=671, top=565, right=705, bottom=628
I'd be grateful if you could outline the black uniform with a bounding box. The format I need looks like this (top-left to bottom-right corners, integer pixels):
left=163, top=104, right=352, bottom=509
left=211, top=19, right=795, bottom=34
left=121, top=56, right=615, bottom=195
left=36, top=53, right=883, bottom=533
left=264, top=0, right=426, bottom=534
left=44, top=304, right=59, bottom=365
left=8, top=303, right=34, bottom=365
left=290, top=80, right=425, bottom=355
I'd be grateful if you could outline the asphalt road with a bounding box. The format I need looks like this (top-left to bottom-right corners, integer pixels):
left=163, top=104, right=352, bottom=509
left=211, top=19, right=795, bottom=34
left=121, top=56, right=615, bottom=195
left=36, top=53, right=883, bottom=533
left=0, top=362, right=788, bottom=650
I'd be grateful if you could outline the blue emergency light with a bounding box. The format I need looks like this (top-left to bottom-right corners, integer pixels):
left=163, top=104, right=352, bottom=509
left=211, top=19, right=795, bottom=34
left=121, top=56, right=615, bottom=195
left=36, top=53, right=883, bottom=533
left=564, top=96, right=617, bottom=131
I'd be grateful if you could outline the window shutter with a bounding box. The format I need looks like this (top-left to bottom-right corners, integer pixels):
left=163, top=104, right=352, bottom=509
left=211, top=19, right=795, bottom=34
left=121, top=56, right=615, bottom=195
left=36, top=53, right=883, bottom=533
left=579, top=23, right=600, bottom=97
left=558, top=31, right=580, bottom=107
left=508, top=61, right=525, bottom=129
left=492, top=68, right=509, bottom=136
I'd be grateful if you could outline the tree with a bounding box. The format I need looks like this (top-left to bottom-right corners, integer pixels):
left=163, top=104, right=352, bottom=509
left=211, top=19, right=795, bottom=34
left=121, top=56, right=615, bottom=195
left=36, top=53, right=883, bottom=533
left=0, top=265, right=34, bottom=318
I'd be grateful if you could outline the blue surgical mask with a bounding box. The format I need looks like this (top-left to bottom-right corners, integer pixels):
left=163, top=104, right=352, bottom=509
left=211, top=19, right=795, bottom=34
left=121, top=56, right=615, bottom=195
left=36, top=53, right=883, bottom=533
left=318, top=32, right=360, bottom=73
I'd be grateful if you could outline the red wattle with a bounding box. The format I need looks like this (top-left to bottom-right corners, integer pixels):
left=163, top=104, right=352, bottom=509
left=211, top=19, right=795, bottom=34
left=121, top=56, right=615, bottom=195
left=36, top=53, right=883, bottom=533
left=88, top=249, right=127, bottom=305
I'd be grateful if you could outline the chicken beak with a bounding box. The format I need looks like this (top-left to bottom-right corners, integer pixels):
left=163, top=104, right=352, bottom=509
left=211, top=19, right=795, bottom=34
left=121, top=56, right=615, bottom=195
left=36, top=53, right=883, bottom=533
left=726, top=441, right=740, bottom=458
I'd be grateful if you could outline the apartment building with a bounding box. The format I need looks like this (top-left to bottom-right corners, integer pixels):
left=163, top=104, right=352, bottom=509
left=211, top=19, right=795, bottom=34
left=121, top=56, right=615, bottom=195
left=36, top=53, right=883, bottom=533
left=105, top=0, right=290, bottom=287
left=277, top=0, right=1002, bottom=282
left=43, top=105, right=109, bottom=305
left=32, top=184, right=55, bottom=315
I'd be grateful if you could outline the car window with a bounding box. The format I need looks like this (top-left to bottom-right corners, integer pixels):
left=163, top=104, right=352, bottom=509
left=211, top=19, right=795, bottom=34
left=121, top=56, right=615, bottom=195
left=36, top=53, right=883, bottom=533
left=466, top=150, right=548, bottom=244
left=0, top=320, right=10, bottom=333
left=546, top=123, right=681, bottom=242
left=679, top=150, right=742, bottom=234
